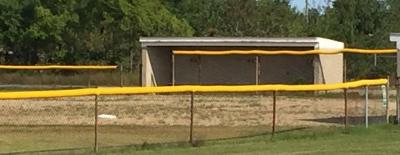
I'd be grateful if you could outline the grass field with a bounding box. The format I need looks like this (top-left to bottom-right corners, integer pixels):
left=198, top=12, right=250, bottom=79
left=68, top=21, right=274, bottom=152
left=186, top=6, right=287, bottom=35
left=0, top=125, right=266, bottom=153
left=12, top=125, right=400, bottom=155
left=92, top=125, right=400, bottom=155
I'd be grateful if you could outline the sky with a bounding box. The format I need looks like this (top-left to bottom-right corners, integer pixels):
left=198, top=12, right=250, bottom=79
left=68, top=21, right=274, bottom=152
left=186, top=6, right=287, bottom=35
left=290, top=0, right=332, bottom=11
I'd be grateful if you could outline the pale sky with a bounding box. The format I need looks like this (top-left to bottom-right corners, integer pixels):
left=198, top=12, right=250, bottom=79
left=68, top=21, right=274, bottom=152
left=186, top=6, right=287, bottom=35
left=290, top=0, right=332, bottom=11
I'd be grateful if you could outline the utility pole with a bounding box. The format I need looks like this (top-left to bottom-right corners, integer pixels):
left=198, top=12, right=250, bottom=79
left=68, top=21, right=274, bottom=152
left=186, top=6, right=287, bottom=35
left=305, top=0, right=309, bottom=24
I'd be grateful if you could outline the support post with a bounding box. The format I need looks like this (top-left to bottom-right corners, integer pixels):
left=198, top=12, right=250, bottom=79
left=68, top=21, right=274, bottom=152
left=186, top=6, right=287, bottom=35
left=120, top=65, right=124, bottom=87
left=139, top=63, right=142, bottom=86
left=198, top=56, right=202, bottom=85
left=94, top=95, right=99, bottom=153
left=343, top=56, right=347, bottom=83
left=389, top=33, right=400, bottom=123
left=255, top=56, right=259, bottom=85
left=172, top=54, right=175, bottom=86
left=272, top=91, right=276, bottom=137
left=130, top=49, right=133, bottom=73
left=386, top=76, right=390, bottom=124
left=54, top=71, right=58, bottom=88
left=365, top=86, right=369, bottom=128
left=397, top=78, right=400, bottom=123
left=88, top=71, right=91, bottom=88
left=344, top=89, right=348, bottom=128
left=39, top=70, right=43, bottom=88
left=189, top=92, right=194, bottom=144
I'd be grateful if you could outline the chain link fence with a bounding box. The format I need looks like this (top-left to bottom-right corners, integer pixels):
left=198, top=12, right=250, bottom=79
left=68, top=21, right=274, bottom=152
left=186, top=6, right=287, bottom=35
left=0, top=97, right=94, bottom=153
left=0, top=85, right=394, bottom=154
left=0, top=68, right=139, bottom=90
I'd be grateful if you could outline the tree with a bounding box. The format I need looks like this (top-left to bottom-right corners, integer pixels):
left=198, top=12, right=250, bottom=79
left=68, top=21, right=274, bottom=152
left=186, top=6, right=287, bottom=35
left=320, top=0, right=393, bottom=79
left=0, top=0, right=24, bottom=63
left=0, top=0, right=194, bottom=67
left=1, top=0, right=398, bottom=78
left=166, top=0, right=304, bottom=37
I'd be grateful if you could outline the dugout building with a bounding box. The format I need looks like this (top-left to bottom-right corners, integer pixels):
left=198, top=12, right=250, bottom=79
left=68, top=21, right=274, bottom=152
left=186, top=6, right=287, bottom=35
left=140, top=37, right=344, bottom=87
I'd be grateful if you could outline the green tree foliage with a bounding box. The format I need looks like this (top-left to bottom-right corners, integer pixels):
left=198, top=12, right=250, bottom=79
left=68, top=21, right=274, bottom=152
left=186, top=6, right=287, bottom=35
left=318, top=0, right=394, bottom=79
left=0, top=0, right=399, bottom=79
left=0, top=0, right=24, bottom=63
left=388, top=0, right=400, bottom=33
left=166, top=0, right=304, bottom=37
left=0, top=0, right=193, bottom=66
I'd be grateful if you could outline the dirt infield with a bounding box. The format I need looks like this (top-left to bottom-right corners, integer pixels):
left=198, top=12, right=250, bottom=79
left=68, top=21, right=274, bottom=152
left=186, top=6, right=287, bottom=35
left=0, top=93, right=393, bottom=127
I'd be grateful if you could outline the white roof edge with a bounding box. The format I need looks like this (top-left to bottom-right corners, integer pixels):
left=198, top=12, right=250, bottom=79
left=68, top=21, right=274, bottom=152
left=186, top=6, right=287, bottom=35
left=139, top=37, right=344, bottom=48
left=140, top=37, right=321, bottom=43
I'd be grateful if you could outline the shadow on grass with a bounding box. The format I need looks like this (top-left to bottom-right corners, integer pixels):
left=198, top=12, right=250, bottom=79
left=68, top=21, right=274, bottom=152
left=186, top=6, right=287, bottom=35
left=91, top=127, right=312, bottom=155
left=301, top=116, right=387, bottom=125
left=1, top=127, right=311, bottom=155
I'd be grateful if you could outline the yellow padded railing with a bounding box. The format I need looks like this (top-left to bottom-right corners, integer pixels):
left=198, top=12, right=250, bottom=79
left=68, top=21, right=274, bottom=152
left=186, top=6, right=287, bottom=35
left=0, top=79, right=387, bottom=99
left=173, top=48, right=397, bottom=55
left=0, top=65, right=118, bottom=70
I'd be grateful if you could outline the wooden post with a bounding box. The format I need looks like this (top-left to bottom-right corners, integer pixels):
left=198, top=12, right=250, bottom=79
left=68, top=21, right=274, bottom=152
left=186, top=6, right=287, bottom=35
left=365, top=86, right=369, bottom=128
left=130, top=49, right=133, bottom=73
left=39, top=70, right=43, bottom=88
left=88, top=71, right=91, bottom=88
left=119, top=65, right=123, bottom=87
left=386, top=76, right=390, bottom=124
left=272, top=91, right=277, bottom=137
left=344, top=89, right=348, bottom=128
left=256, top=56, right=260, bottom=85
left=54, top=70, right=58, bottom=88
left=344, top=56, right=347, bottom=82
left=139, top=64, right=142, bottom=86
left=172, top=54, right=175, bottom=86
left=198, top=56, right=202, bottom=85
left=189, top=92, right=194, bottom=144
left=94, top=95, right=99, bottom=152
left=397, top=77, right=400, bottom=123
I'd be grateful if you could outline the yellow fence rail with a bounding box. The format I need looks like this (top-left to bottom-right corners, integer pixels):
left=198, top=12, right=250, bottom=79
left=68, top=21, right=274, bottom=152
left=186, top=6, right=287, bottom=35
left=0, top=65, right=118, bottom=70
left=173, top=48, right=397, bottom=55
left=0, top=79, right=387, bottom=99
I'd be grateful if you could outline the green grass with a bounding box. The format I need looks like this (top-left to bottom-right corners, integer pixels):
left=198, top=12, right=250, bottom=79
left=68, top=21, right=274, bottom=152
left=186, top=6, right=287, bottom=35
left=90, top=125, right=400, bottom=155
left=3, top=125, right=400, bottom=155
